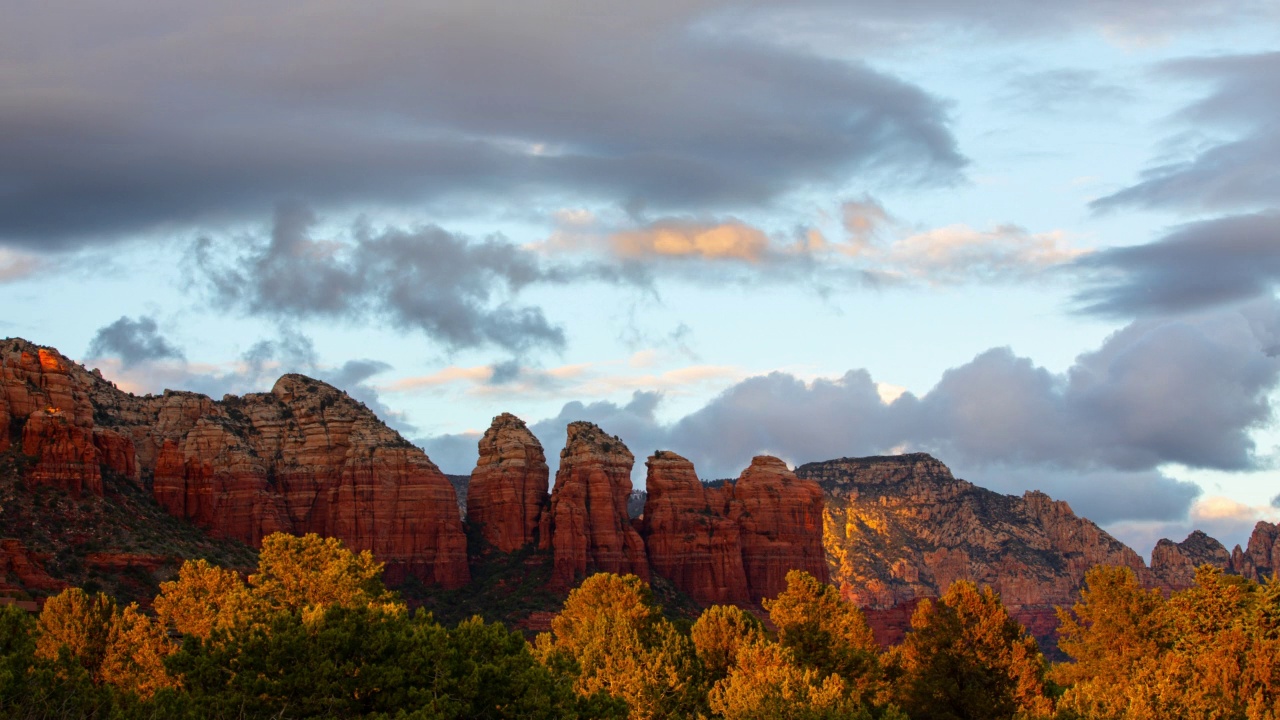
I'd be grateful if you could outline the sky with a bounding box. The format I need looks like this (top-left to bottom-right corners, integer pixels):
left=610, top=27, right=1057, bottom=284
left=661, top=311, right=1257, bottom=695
left=3, top=0, right=1279, bottom=557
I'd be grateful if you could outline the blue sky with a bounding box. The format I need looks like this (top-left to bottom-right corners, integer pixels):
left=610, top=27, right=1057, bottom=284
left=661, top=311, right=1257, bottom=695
left=3, top=0, right=1278, bottom=556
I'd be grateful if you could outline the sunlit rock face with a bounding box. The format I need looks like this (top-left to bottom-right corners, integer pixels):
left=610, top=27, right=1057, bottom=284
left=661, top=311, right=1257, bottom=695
left=640, top=450, right=749, bottom=605
left=466, top=413, right=549, bottom=553
left=0, top=341, right=134, bottom=497
left=1150, top=530, right=1232, bottom=590
left=539, top=421, right=649, bottom=589
left=799, top=453, right=1149, bottom=650
left=0, top=338, right=470, bottom=589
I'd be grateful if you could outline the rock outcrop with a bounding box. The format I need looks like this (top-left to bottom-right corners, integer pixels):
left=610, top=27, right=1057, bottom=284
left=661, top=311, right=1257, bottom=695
left=466, top=414, right=549, bottom=552
left=539, top=422, right=648, bottom=588
left=0, top=339, right=469, bottom=589
left=1231, top=521, right=1280, bottom=582
left=640, top=451, right=748, bottom=605
left=1150, top=530, right=1232, bottom=590
left=730, top=456, right=829, bottom=601
left=797, top=453, right=1149, bottom=651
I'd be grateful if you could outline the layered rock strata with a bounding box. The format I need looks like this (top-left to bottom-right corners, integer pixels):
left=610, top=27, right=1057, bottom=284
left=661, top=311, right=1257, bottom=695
left=540, top=422, right=648, bottom=588
left=797, top=453, right=1149, bottom=652
left=466, top=413, right=549, bottom=552
left=0, top=339, right=469, bottom=589
left=730, top=456, right=829, bottom=601
left=640, top=451, right=749, bottom=605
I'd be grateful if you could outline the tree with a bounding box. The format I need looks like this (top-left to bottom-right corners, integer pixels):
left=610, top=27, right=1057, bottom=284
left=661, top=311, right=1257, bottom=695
left=536, top=573, right=704, bottom=720
left=708, top=641, right=902, bottom=720
left=153, top=559, right=258, bottom=639
left=101, top=603, right=177, bottom=699
left=764, top=570, right=882, bottom=701
left=1053, top=565, right=1172, bottom=719
left=35, top=588, right=116, bottom=681
left=249, top=532, right=396, bottom=615
left=690, top=604, right=765, bottom=682
left=890, top=580, right=1051, bottom=720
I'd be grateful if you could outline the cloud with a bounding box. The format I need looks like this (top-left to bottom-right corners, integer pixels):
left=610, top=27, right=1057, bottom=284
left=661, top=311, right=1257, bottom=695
left=611, top=220, right=771, bottom=263
left=194, top=201, right=611, bottom=353
left=422, top=300, right=1280, bottom=524
left=878, top=224, right=1088, bottom=284
left=541, top=199, right=1085, bottom=288
left=0, top=1, right=964, bottom=249
left=0, top=249, right=43, bottom=282
left=1000, top=69, right=1133, bottom=115
left=1093, top=52, right=1280, bottom=213
left=86, top=316, right=185, bottom=369
left=1074, top=211, right=1280, bottom=317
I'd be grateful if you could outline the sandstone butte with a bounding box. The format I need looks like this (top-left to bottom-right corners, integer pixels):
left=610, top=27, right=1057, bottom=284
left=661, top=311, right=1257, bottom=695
left=0, top=338, right=469, bottom=589
left=466, top=413, right=549, bottom=553
left=539, top=421, right=649, bottom=588
left=640, top=450, right=750, bottom=605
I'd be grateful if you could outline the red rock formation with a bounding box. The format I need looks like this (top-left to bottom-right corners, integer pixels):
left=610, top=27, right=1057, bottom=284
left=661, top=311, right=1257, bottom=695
left=540, top=422, right=648, bottom=588
left=728, top=456, right=828, bottom=602
left=641, top=451, right=749, bottom=605
left=1235, top=521, right=1279, bottom=581
left=467, top=413, right=549, bottom=552
left=152, top=375, right=470, bottom=588
left=1150, top=530, right=1232, bottom=590
left=1, top=338, right=470, bottom=590
left=797, top=453, right=1149, bottom=654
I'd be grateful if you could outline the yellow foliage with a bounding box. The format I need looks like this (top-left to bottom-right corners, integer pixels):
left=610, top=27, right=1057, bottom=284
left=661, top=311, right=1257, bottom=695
left=100, top=603, right=178, bottom=699
left=35, top=587, right=116, bottom=679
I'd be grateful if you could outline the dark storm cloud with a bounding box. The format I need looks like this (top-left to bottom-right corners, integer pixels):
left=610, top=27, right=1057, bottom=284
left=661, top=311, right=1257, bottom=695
left=195, top=202, right=576, bottom=353
left=0, top=1, right=964, bottom=250
left=86, top=316, right=185, bottom=369
left=1093, top=52, right=1280, bottom=213
left=1074, top=212, right=1280, bottom=317
left=424, top=301, right=1280, bottom=523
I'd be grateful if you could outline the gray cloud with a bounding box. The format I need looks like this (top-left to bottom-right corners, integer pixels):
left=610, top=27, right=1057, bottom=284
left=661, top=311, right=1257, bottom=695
left=423, top=301, right=1280, bottom=524
left=86, top=316, right=185, bottom=369
left=1074, top=212, right=1280, bottom=317
left=0, top=1, right=965, bottom=250
left=1093, top=52, right=1280, bottom=213
left=195, top=202, right=580, bottom=353
left=1272, top=493, right=1280, bottom=508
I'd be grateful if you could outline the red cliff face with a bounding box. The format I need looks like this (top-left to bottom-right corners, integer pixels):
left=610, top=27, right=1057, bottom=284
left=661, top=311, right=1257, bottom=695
left=0, top=339, right=470, bottom=590
left=152, top=375, right=470, bottom=588
left=539, top=422, right=648, bottom=588
left=640, top=451, right=748, bottom=605
left=728, top=455, right=828, bottom=602
left=466, top=413, right=549, bottom=553
left=0, top=342, right=136, bottom=496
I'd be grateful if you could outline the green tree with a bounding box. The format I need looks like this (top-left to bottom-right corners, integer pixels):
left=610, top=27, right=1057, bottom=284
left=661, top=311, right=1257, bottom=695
left=890, top=580, right=1051, bottom=720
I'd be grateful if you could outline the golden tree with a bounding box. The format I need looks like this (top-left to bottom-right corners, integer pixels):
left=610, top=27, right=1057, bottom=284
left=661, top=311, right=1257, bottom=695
left=34, top=587, right=116, bottom=680
left=690, top=604, right=765, bottom=682
left=100, top=603, right=178, bottom=699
